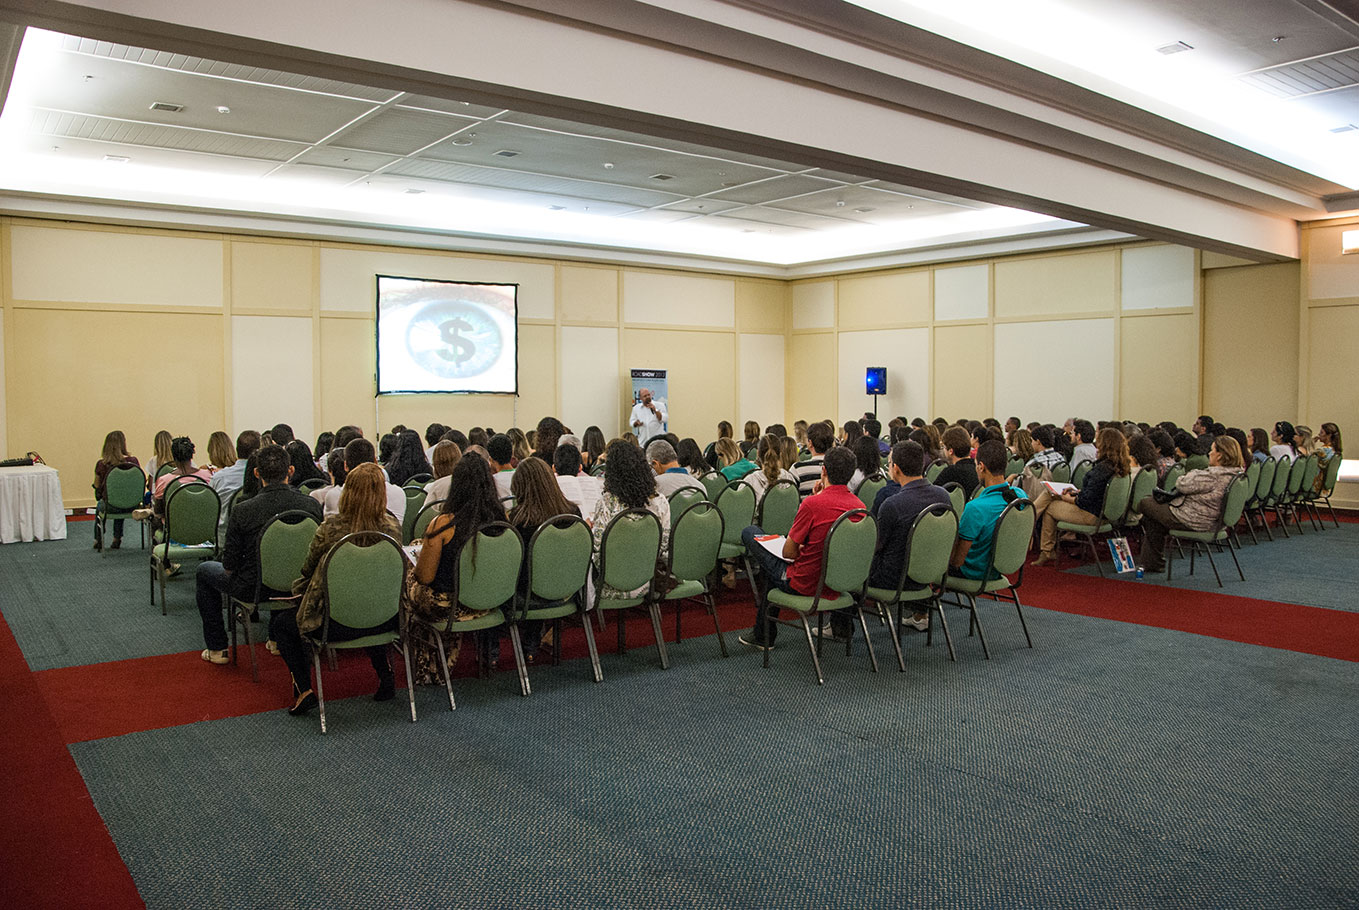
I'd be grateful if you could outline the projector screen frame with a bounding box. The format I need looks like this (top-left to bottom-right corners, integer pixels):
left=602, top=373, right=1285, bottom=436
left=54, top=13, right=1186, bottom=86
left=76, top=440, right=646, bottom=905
left=374, top=274, right=520, bottom=397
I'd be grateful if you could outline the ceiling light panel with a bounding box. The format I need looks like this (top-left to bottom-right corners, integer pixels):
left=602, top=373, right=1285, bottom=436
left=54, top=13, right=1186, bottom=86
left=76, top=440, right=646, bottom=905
left=292, top=146, right=399, bottom=171
left=29, top=110, right=306, bottom=160
left=655, top=198, right=746, bottom=215
left=59, top=34, right=395, bottom=102
left=712, top=206, right=847, bottom=229
left=1238, top=48, right=1359, bottom=99
left=767, top=185, right=958, bottom=220
left=37, top=51, right=374, bottom=143
left=27, top=133, right=282, bottom=176
left=335, top=108, right=479, bottom=155
left=384, top=158, right=683, bottom=207
left=708, top=173, right=844, bottom=204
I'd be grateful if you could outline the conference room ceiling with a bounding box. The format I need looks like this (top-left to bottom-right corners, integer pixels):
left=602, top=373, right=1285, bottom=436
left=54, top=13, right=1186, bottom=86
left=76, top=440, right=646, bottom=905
left=0, top=28, right=1076, bottom=268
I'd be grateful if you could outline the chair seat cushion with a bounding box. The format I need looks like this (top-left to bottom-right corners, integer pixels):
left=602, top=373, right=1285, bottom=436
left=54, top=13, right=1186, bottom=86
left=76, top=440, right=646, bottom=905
left=766, top=589, right=846, bottom=613
left=520, top=601, right=578, bottom=621
left=717, top=543, right=745, bottom=559
left=307, top=631, right=397, bottom=650
left=943, top=575, right=1010, bottom=595
left=664, top=579, right=707, bottom=601
left=1055, top=520, right=1112, bottom=533
left=152, top=542, right=216, bottom=562
left=422, top=607, right=506, bottom=633
left=864, top=585, right=933, bottom=604
left=1169, top=528, right=1226, bottom=543
left=596, top=596, right=646, bottom=611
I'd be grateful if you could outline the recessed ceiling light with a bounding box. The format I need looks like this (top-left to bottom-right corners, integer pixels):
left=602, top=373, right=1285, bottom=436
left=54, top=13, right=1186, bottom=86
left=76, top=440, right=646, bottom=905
left=450, top=137, right=473, bottom=146
left=103, top=155, right=130, bottom=164
left=149, top=101, right=184, bottom=113
left=1329, top=124, right=1357, bottom=134
left=603, top=162, right=615, bottom=169
left=1155, top=41, right=1193, bottom=55
left=216, top=105, right=230, bottom=114
left=835, top=200, right=845, bottom=207
left=854, top=206, right=876, bottom=213
left=493, top=149, right=521, bottom=158
left=721, top=181, right=739, bottom=187
left=404, top=188, right=425, bottom=194
left=650, top=173, right=675, bottom=181
left=548, top=205, right=566, bottom=211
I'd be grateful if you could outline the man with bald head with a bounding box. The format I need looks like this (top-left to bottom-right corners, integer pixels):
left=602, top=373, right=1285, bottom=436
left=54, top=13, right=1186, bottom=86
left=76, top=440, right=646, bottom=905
left=630, top=388, right=667, bottom=441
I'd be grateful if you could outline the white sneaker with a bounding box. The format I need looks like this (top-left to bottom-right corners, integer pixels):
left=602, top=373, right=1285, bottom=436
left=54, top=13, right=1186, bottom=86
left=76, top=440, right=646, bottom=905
left=900, top=614, right=929, bottom=632
left=808, top=625, right=848, bottom=642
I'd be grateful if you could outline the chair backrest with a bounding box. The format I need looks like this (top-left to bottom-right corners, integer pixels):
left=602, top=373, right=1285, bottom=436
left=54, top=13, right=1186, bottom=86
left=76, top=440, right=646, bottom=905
left=758, top=479, right=800, bottom=536
left=988, top=497, right=1036, bottom=579
left=164, top=482, right=220, bottom=547
left=667, top=501, right=724, bottom=582
left=924, top=462, right=945, bottom=483
left=1269, top=455, right=1291, bottom=499
left=1243, top=459, right=1261, bottom=498
left=1300, top=454, right=1320, bottom=494
left=715, top=482, right=756, bottom=547
left=819, top=510, right=876, bottom=596
left=401, top=487, right=427, bottom=544
left=1285, top=455, right=1307, bottom=496
left=1100, top=472, right=1133, bottom=524
left=1006, top=456, right=1025, bottom=477
left=598, top=508, right=662, bottom=595
left=699, top=472, right=728, bottom=502
left=667, top=486, right=706, bottom=530
left=1220, top=474, right=1250, bottom=528
left=1071, top=460, right=1093, bottom=489
left=298, top=477, right=328, bottom=493
left=856, top=475, right=887, bottom=510
left=1321, top=453, right=1342, bottom=494
left=319, top=531, right=404, bottom=637
left=942, top=482, right=964, bottom=516
left=406, top=473, right=433, bottom=486
left=1127, top=468, right=1157, bottom=516
left=1252, top=457, right=1276, bottom=504
left=412, top=501, right=441, bottom=540
left=524, top=514, right=592, bottom=605
left=154, top=463, right=176, bottom=481
left=104, top=463, right=146, bottom=510
left=454, top=521, right=522, bottom=612
left=1162, top=463, right=1184, bottom=492
left=257, top=510, right=320, bottom=594
left=1049, top=461, right=1071, bottom=484
left=902, top=504, right=958, bottom=589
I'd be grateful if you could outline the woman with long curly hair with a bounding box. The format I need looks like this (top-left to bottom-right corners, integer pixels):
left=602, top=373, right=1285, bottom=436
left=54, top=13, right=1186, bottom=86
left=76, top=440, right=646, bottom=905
left=589, top=439, right=670, bottom=600
left=1033, top=427, right=1132, bottom=567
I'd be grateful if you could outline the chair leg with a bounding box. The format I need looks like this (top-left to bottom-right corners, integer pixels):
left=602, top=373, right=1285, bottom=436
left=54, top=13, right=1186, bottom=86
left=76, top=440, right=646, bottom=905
left=885, top=602, right=906, bottom=672
left=1244, top=510, right=1259, bottom=545
left=1226, top=533, right=1245, bottom=582
left=312, top=649, right=328, bottom=734
left=1086, top=534, right=1104, bottom=577
left=856, top=608, right=879, bottom=673
left=800, top=615, right=824, bottom=685
left=508, top=623, right=531, bottom=696
left=1274, top=506, right=1290, bottom=538
left=932, top=595, right=958, bottom=662
left=400, top=639, right=417, bottom=723
left=761, top=599, right=774, bottom=670
left=1201, top=543, right=1222, bottom=588
left=228, top=596, right=238, bottom=666
left=1325, top=497, right=1339, bottom=528
left=581, top=612, right=603, bottom=683
left=706, top=594, right=728, bottom=657
left=968, top=595, right=991, bottom=659
left=433, top=632, right=456, bottom=711
left=159, top=563, right=168, bottom=616
left=1012, top=594, right=1033, bottom=648
left=647, top=603, right=670, bottom=670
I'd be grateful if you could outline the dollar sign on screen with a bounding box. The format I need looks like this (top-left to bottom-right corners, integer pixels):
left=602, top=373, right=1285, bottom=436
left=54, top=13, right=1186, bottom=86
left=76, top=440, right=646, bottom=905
left=438, top=317, right=475, bottom=365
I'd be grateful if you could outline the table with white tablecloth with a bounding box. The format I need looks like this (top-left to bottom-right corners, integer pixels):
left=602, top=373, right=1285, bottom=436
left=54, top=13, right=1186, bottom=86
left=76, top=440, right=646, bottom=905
left=0, top=464, right=68, bottom=544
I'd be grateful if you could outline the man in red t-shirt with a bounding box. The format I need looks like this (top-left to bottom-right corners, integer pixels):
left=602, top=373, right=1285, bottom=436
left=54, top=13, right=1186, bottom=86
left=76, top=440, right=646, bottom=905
left=740, top=446, right=862, bottom=649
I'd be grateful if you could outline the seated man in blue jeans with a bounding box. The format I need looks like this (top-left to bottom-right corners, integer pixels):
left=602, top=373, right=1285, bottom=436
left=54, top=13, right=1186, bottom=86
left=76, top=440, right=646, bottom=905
left=195, top=444, right=323, bottom=664
left=951, top=439, right=1027, bottom=579
left=739, top=446, right=861, bottom=650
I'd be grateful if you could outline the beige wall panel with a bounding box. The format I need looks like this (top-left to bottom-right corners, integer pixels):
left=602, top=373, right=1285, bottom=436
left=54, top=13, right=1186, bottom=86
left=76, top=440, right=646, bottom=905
left=623, top=329, right=734, bottom=441
left=319, top=317, right=377, bottom=434
left=231, top=316, right=315, bottom=445
left=0, top=309, right=6, bottom=459
left=994, top=251, right=1116, bottom=317
left=934, top=264, right=989, bottom=321
left=994, top=319, right=1115, bottom=425
left=377, top=394, right=516, bottom=439
left=837, top=329, right=929, bottom=424
left=933, top=324, right=991, bottom=420
left=735, top=280, right=786, bottom=333
left=787, top=332, right=835, bottom=423
left=560, top=265, right=618, bottom=323
left=1306, top=305, right=1359, bottom=429
left=515, top=323, right=557, bottom=430
left=738, top=333, right=786, bottom=431
left=10, top=225, right=223, bottom=308
left=320, top=248, right=555, bottom=318
left=231, top=241, right=315, bottom=312
left=622, top=271, right=734, bottom=327
left=1306, top=223, right=1359, bottom=300
left=9, top=309, right=224, bottom=506
left=838, top=271, right=930, bottom=328
left=1202, top=252, right=1256, bottom=270
left=791, top=281, right=834, bottom=329
left=1119, top=314, right=1197, bottom=423
left=1121, top=245, right=1194, bottom=310
left=561, top=326, right=620, bottom=438
left=1201, top=263, right=1299, bottom=429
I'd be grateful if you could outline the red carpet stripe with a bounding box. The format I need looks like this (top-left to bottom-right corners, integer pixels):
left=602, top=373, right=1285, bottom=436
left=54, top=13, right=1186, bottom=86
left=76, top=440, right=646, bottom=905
left=1018, top=563, right=1359, bottom=662
left=0, top=615, right=143, bottom=910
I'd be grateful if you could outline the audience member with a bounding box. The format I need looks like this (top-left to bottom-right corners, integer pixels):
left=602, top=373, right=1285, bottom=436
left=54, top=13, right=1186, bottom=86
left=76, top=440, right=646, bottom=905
left=286, top=440, right=326, bottom=487
left=320, top=437, right=406, bottom=521
left=739, top=434, right=798, bottom=506
left=269, top=423, right=296, bottom=446
left=951, top=440, right=1028, bottom=580
left=793, top=421, right=834, bottom=497
left=152, top=436, right=212, bottom=515
left=486, top=434, right=516, bottom=498
left=648, top=439, right=705, bottom=498
left=554, top=443, right=602, bottom=516
left=1269, top=421, right=1296, bottom=461
left=423, top=441, right=462, bottom=503
left=933, top=426, right=979, bottom=499
left=716, top=437, right=758, bottom=482
left=206, top=431, right=236, bottom=472
left=92, top=430, right=140, bottom=551
left=1032, top=428, right=1130, bottom=566
left=867, top=440, right=952, bottom=633
left=1137, top=436, right=1245, bottom=574
left=210, top=430, right=261, bottom=509
left=1248, top=428, right=1270, bottom=464
left=1069, top=420, right=1097, bottom=465
left=590, top=440, right=671, bottom=601
left=534, top=417, right=565, bottom=461
left=148, top=429, right=175, bottom=478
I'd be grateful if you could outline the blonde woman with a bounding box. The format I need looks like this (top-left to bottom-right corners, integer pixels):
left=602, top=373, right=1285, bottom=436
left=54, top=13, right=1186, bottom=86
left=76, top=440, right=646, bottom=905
left=206, top=431, right=236, bottom=473
left=741, top=434, right=797, bottom=505
left=148, top=429, right=174, bottom=479
left=423, top=440, right=463, bottom=503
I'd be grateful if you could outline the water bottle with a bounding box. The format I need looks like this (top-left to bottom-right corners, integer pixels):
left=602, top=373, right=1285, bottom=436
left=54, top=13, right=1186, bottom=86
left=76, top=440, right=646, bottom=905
left=1135, top=566, right=1144, bottom=580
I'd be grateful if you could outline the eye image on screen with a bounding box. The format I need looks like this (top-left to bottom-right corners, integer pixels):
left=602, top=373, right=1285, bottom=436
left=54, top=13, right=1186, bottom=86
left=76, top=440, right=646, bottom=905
left=376, top=276, right=518, bottom=394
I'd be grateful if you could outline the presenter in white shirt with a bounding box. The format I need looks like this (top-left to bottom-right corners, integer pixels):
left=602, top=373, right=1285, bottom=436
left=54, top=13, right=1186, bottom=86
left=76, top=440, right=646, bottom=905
left=630, top=388, right=667, bottom=441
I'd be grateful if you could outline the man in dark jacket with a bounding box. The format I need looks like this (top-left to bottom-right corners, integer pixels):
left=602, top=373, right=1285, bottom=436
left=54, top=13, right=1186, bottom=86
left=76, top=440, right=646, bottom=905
left=195, top=444, right=323, bottom=664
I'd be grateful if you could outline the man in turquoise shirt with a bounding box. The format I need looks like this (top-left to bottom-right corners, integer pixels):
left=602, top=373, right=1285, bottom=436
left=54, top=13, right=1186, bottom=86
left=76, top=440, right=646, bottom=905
left=952, top=439, right=1027, bottom=580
